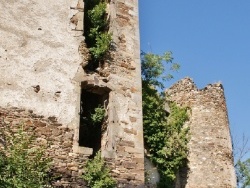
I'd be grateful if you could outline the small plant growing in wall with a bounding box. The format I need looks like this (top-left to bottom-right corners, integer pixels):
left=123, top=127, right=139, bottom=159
left=0, top=120, right=52, bottom=187
left=84, top=0, right=112, bottom=70
left=89, top=33, right=112, bottom=61
left=82, top=151, right=116, bottom=188
left=91, top=105, right=106, bottom=125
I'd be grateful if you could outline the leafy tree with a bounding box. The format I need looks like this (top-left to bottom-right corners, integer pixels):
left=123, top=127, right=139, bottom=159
left=141, top=51, right=180, bottom=90
left=141, top=51, right=189, bottom=187
left=234, top=134, right=250, bottom=188
left=236, top=159, right=250, bottom=188
left=0, top=121, right=52, bottom=188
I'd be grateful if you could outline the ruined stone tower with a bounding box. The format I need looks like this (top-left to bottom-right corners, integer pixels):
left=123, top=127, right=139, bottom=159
left=0, top=0, right=144, bottom=186
left=166, top=78, right=236, bottom=188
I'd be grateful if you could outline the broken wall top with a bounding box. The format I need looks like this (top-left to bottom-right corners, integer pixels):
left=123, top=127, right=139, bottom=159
left=166, top=77, right=226, bottom=108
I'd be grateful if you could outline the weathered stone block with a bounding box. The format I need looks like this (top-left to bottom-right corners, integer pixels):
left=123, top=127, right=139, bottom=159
left=119, top=140, right=135, bottom=147
left=124, top=146, right=141, bottom=154
left=0, top=0, right=144, bottom=186
left=124, top=128, right=137, bottom=135
left=77, top=146, right=93, bottom=155
left=122, top=161, right=136, bottom=169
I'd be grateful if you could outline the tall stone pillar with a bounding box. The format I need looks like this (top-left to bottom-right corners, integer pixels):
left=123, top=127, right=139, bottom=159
left=101, top=0, right=145, bottom=185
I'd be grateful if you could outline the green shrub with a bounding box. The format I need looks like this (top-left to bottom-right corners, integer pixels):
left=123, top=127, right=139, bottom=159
left=142, top=86, right=189, bottom=187
left=156, top=102, right=189, bottom=187
left=82, top=151, right=116, bottom=188
left=90, top=32, right=112, bottom=60
left=88, top=2, right=108, bottom=31
left=0, top=121, right=52, bottom=188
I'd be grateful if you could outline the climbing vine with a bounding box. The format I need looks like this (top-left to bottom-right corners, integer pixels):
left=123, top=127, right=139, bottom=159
left=141, top=51, right=189, bottom=187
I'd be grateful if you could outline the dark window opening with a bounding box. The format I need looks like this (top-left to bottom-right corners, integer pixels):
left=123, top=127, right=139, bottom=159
left=79, top=84, right=110, bottom=156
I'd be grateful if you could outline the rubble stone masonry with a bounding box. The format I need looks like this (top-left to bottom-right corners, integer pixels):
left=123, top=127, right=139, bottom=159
left=166, top=78, right=236, bottom=188
left=0, top=107, right=87, bottom=187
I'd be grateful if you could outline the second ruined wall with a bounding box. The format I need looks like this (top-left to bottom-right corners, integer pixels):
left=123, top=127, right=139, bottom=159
left=166, top=78, right=236, bottom=188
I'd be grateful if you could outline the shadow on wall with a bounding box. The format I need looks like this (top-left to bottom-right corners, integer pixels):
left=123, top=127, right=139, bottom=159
left=145, top=157, right=190, bottom=188
left=145, top=157, right=160, bottom=186
left=175, top=160, right=189, bottom=187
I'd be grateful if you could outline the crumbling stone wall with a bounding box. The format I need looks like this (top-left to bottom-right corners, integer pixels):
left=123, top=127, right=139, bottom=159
left=0, top=107, right=88, bottom=187
left=166, top=78, right=236, bottom=188
left=0, top=0, right=144, bottom=186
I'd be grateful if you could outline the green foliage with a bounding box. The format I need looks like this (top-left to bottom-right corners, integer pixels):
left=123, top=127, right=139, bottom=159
left=141, top=51, right=180, bottom=89
left=91, top=105, right=106, bottom=125
left=82, top=151, right=116, bottom=188
left=141, top=52, right=189, bottom=187
left=156, top=103, right=189, bottom=187
left=90, top=33, right=112, bottom=60
left=0, top=121, right=52, bottom=188
left=88, top=2, right=108, bottom=30
left=236, top=159, right=250, bottom=188
left=233, top=134, right=250, bottom=188
left=85, top=0, right=112, bottom=64
left=142, top=86, right=167, bottom=154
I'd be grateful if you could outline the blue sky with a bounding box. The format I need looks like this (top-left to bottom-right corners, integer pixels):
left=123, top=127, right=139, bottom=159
left=139, top=0, right=250, bottom=158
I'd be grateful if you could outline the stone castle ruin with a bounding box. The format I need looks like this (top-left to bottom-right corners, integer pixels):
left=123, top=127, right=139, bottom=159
left=166, top=78, right=236, bottom=187
left=0, top=0, right=236, bottom=187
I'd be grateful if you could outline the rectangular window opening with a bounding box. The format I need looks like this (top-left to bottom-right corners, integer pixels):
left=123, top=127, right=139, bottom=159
left=79, top=85, right=110, bottom=156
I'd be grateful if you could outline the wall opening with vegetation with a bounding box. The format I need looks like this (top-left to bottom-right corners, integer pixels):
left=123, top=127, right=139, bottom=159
left=79, top=83, right=110, bottom=156
left=83, top=0, right=112, bottom=72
